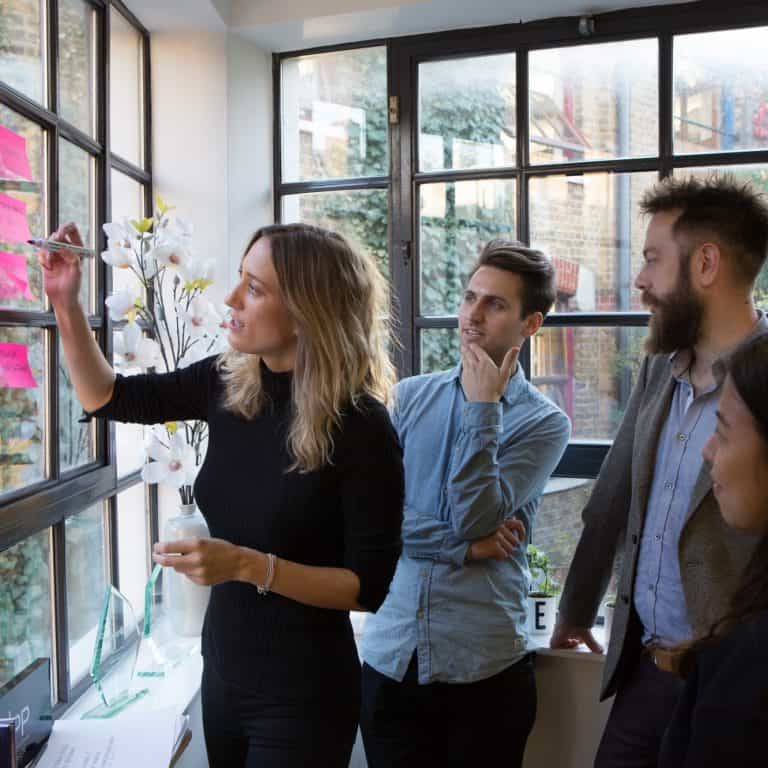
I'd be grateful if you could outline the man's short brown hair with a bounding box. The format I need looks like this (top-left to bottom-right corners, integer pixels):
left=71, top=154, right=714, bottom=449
left=470, top=240, right=556, bottom=318
left=639, top=174, right=768, bottom=285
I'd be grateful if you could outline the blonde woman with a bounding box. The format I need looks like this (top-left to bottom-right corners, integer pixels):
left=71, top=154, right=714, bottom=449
left=40, top=222, right=404, bottom=768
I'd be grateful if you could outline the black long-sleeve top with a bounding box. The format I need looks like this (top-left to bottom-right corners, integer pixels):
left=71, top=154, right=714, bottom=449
left=659, top=609, right=768, bottom=767
left=91, top=356, right=404, bottom=693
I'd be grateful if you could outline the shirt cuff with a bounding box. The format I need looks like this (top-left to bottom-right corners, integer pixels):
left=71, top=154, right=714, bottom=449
left=462, top=401, right=502, bottom=429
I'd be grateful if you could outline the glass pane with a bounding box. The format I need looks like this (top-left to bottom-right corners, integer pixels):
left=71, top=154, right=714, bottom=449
left=529, top=39, right=658, bottom=164
left=674, top=164, right=768, bottom=311
left=537, top=478, right=596, bottom=589
left=674, top=27, right=768, bottom=155
left=109, top=7, right=143, bottom=167
left=116, top=421, right=145, bottom=478
left=281, top=47, right=387, bottom=182
left=419, top=53, right=516, bottom=172
left=158, top=481, right=181, bottom=547
left=113, top=334, right=145, bottom=476
left=0, top=529, right=53, bottom=689
left=59, top=335, right=95, bottom=473
left=58, top=0, right=96, bottom=136
left=419, top=179, right=516, bottom=316
left=59, top=139, right=94, bottom=312
left=0, top=327, right=45, bottom=496
left=529, top=172, right=658, bottom=312
left=420, top=327, right=459, bottom=375
left=532, top=325, right=647, bottom=441
left=0, top=0, right=45, bottom=104
left=109, top=170, right=144, bottom=294
left=117, top=483, right=149, bottom=623
left=66, top=502, right=108, bottom=684
left=0, top=104, right=46, bottom=311
left=282, top=189, right=389, bottom=276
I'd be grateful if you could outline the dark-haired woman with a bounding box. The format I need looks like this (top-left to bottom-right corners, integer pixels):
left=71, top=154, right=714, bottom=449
left=659, top=333, right=768, bottom=768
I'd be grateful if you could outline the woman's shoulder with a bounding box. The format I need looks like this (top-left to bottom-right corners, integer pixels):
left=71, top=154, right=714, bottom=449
left=335, top=395, right=400, bottom=459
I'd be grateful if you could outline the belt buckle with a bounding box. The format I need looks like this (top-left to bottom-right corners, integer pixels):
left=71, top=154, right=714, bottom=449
left=648, top=644, right=680, bottom=675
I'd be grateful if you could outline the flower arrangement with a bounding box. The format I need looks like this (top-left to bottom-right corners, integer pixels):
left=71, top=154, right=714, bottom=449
left=101, top=196, right=227, bottom=504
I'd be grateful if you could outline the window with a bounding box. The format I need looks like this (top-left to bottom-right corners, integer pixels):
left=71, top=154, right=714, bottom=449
left=275, top=6, right=768, bottom=586
left=1, top=0, right=152, bottom=708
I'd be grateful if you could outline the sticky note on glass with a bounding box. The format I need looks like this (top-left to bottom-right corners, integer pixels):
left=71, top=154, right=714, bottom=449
left=0, top=193, right=32, bottom=244
left=0, top=342, right=37, bottom=388
left=0, top=250, right=34, bottom=301
left=0, top=124, right=33, bottom=181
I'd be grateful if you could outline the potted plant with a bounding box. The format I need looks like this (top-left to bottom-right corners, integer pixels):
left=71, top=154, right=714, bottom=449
left=527, top=544, right=561, bottom=636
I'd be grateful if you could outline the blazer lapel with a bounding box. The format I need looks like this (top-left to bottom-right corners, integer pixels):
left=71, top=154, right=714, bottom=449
left=633, top=372, right=676, bottom=527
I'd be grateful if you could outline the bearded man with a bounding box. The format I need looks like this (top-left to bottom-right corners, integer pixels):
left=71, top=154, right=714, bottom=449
left=549, top=174, right=768, bottom=768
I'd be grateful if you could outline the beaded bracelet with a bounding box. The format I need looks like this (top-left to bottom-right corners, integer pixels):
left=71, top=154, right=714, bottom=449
left=257, top=552, right=276, bottom=595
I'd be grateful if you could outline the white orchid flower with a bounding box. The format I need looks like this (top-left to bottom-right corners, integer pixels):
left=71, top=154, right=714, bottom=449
left=148, top=242, right=193, bottom=272
left=142, top=431, right=196, bottom=489
left=103, top=218, right=137, bottom=248
left=179, top=257, right=215, bottom=290
left=101, top=244, right=136, bottom=270
left=105, top=288, right=143, bottom=321
left=180, top=296, right=221, bottom=338
left=165, top=216, right=193, bottom=243
left=114, top=321, right=160, bottom=371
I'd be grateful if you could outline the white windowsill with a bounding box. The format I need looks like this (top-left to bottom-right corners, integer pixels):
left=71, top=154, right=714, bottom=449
left=528, top=626, right=609, bottom=663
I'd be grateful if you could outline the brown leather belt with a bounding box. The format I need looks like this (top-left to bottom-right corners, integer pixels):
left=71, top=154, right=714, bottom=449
left=643, top=643, right=685, bottom=675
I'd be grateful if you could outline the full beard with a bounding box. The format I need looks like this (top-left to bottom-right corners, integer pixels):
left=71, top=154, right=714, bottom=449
left=643, top=278, right=704, bottom=355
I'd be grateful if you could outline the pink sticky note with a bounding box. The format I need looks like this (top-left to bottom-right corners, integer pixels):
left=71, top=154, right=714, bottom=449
left=0, top=193, right=32, bottom=243
left=0, top=250, right=34, bottom=301
left=0, top=342, right=37, bottom=388
left=0, top=125, right=33, bottom=181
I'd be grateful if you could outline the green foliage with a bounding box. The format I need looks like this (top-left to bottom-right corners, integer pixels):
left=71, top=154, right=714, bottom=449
left=527, top=544, right=561, bottom=597
left=308, top=73, right=515, bottom=373
left=0, top=535, right=51, bottom=687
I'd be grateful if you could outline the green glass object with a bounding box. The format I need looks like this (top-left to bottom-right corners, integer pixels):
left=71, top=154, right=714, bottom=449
left=82, top=585, right=148, bottom=719
left=136, top=564, right=199, bottom=679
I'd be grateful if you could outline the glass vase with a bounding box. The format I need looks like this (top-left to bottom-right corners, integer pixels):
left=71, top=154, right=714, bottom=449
left=163, top=503, right=211, bottom=637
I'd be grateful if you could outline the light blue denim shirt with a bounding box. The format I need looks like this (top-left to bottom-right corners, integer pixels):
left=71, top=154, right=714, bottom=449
left=361, top=363, right=570, bottom=684
left=633, top=349, right=719, bottom=646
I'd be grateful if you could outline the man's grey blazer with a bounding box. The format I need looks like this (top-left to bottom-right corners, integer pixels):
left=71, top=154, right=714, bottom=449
left=557, top=320, right=767, bottom=700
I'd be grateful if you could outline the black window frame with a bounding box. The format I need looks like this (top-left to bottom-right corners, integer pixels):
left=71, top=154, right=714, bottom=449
left=273, top=0, right=768, bottom=479
left=0, top=0, right=154, bottom=709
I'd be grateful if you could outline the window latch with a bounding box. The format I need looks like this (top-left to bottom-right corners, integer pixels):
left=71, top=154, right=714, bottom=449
left=389, top=96, right=399, bottom=125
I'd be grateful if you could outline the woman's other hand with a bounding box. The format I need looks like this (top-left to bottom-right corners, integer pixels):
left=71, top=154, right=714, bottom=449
left=38, top=222, right=84, bottom=311
left=153, top=537, right=246, bottom=586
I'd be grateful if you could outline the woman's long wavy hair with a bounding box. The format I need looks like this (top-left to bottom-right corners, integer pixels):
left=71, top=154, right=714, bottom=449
left=218, top=223, right=395, bottom=473
left=680, top=334, right=768, bottom=672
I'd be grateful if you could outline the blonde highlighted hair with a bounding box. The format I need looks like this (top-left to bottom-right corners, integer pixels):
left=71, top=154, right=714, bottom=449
left=218, top=223, right=396, bottom=472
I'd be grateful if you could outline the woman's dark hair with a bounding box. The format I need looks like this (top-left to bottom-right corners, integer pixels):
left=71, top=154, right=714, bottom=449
left=681, top=334, right=768, bottom=673
left=712, top=335, right=768, bottom=630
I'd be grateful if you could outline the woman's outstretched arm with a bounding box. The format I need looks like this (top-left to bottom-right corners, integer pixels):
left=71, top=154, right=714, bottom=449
left=39, top=222, right=116, bottom=411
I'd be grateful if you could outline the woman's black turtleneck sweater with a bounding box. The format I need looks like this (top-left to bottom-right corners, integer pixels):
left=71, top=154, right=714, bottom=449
left=90, top=356, right=404, bottom=693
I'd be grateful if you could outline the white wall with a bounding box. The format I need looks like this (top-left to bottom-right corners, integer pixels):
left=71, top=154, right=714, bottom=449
left=150, top=31, right=272, bottom=305
left=226, top=33, right=274, bottom=282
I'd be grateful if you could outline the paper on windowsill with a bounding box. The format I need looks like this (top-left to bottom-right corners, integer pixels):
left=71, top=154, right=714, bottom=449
left=31, top=708, right=185, bottom=768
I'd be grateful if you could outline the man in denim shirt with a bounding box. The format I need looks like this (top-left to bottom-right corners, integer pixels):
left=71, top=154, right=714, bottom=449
left=360, top=241, right=570, bottom=768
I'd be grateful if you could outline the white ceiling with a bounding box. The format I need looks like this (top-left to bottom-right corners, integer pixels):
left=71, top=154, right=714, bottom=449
left=124, top=0, right=692, bottom=51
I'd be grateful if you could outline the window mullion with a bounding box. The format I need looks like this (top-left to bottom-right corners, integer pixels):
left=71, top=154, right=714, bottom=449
left=50, top=521, right=71, bottom=703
